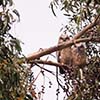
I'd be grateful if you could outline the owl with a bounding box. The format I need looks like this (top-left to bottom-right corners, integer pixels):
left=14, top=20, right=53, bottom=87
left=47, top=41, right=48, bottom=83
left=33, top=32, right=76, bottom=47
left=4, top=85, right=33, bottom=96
left=71, top=43, right=86, bottom=68
left=57, top=33, right=72, bottom=74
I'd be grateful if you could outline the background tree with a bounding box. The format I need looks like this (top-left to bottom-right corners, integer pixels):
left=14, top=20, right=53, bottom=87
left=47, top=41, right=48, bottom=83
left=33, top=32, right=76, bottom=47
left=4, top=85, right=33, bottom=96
left=0, top=0, right=31, bottom=100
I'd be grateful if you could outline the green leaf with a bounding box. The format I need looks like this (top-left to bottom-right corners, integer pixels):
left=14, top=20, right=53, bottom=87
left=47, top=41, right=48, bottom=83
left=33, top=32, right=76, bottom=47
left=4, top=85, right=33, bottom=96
left=63, top=13, right=71, bottom=16
left=25, top=94, right=33, bottom=100
left=0, top=0, right=3, bottom=5
left=97, top=7, right=100, bottom=14
left=50, top=2, right=57, bottom=17
left=8, top=0, right=13, bottom=6
left=10, top=38, right=22, bottom=53
left=13, top=9, right=20, bottom=22
left=15, top=39, right=22, bottom=52
left=80, top=0, right=85, bottom=2
left=87, top=0, right=92, bottom=6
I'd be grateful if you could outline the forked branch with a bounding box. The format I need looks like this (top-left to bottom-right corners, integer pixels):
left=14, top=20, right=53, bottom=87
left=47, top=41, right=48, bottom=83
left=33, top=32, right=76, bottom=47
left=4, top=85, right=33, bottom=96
left=27, top=36, right=100, bottom=61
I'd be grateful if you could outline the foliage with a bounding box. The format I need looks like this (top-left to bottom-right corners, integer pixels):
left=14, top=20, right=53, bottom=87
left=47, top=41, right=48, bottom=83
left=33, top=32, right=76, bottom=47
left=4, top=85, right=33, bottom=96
left=0, top=0, right=29, bottom=100
left=50, top=0, right=100, bottom=33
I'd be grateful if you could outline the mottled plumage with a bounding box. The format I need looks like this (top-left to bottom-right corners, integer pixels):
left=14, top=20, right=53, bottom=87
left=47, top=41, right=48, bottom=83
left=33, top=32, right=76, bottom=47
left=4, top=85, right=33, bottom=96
left=71, top=43, right=86, bottom=67
left=57, top=33, right=72, bottom=74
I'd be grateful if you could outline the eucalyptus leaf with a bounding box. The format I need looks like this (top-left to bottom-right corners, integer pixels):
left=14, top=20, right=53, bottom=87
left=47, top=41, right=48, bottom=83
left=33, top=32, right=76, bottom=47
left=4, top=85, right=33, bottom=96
left=13, top=9, right=20, bottom=22
left=8, top=0, right=13, bottom=6
left=50, top=2, right=57, bottom=17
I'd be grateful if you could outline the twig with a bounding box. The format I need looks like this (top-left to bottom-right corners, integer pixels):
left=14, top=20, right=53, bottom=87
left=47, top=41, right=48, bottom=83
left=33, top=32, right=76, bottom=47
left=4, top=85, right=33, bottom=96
left=34, top=63, right=55, bottom=75
left=30, top=61, right=64, bottom=83
left=29, top=71, right=41, bottom=89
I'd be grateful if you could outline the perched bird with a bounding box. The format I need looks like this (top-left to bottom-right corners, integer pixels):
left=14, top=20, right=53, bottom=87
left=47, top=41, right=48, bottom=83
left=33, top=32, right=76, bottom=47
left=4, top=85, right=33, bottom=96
left=56, top=33, right=72, bottom=74
left=72, top=43, right=86, bottom=67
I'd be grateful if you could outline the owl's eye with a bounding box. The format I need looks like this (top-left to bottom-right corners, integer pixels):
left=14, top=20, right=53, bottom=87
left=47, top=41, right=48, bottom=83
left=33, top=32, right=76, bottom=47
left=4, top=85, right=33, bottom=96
left=65, top=37, right=69, bottom=40
left=80, top=45, right=84, bottom=48
left=59, top=37, right=63, bottom=40
left=60, top=37, right=69, bottom=41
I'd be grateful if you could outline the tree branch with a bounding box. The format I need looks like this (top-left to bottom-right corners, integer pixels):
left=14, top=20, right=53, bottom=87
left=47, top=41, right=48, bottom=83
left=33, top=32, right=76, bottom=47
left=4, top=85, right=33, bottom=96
left=27, top=39, right=73, bottom=61
left=31, top=59, right=69, bottom=69
left=27, top=37, right=99, bottom=61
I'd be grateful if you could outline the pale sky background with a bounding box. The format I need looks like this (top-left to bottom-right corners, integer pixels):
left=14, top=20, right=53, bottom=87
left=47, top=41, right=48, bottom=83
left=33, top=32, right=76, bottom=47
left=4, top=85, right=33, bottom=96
left=14, top=0, right=66, bottom=55
left=14, top=0, right=67, bottom=100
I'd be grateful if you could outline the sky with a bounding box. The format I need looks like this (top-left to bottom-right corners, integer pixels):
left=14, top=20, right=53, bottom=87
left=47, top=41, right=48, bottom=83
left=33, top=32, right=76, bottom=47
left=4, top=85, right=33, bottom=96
left=14, top=0, right=66, bottom=100
left=14, top=0, right=66, bottom=56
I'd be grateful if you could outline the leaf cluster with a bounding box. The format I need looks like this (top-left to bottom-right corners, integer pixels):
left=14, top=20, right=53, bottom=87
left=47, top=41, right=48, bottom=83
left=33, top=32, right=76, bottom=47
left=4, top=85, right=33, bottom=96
left=0, top=0, right=29, bottom=100
left=50, top=0, right=100, bottom=33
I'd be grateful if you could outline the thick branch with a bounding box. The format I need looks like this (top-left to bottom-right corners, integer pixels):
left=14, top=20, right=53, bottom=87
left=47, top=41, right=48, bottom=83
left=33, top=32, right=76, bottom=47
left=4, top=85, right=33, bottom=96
left=27, top=37, right=99, bottom=61
left=27, top=40, right=73, bottom=61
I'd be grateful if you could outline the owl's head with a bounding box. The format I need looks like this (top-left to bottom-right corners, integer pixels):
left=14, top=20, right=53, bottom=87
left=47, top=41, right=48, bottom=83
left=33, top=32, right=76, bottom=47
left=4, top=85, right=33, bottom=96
left=59, top=33, right=70, bottom=41
left=74, top=43, right=85, bottom=53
